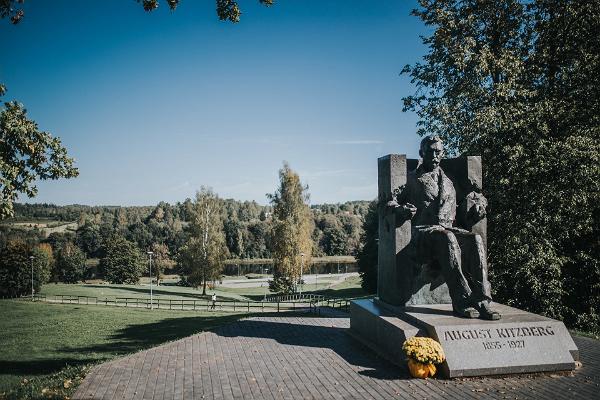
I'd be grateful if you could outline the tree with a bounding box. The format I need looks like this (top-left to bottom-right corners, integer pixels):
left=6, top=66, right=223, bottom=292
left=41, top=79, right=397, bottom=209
left=0, top=101, right=79, bottom=219
left=178, top=187, right=228, bottom=295
left=403, top=0, right=600, bottom=333
left=32, top=242, right=54, bottom=285
left=268, top=162, right=313, bottom=294
left=76, top=222, right=103, bottom=258
left=356, top=200, right=378, bottom=294
left=55, top=241, right=86, bottom=283
left=100, top=236, right=144, bottom=284
left=149, top=242, right=171, bottom=283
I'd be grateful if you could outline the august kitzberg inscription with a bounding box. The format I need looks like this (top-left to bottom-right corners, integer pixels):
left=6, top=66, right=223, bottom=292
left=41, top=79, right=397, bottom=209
left=443, top=326, right=556, bottom=341
left=442, top=325, right=556, bottom=351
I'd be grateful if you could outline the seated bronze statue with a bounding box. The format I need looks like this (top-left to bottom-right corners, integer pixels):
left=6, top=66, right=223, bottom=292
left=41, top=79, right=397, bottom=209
left=387, top=135, right=500, bottom=320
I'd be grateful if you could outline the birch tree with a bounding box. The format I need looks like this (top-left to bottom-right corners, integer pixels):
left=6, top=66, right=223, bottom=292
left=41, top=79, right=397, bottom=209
left=268, top=162, right=313, bottom=294
left=178, top=187, right=228, bottom=295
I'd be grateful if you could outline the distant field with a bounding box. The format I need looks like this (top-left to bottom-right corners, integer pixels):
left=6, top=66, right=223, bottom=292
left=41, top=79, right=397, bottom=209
left=0, top=220, right=78, bottom=237
left=0, top=300, right=242, bottom=398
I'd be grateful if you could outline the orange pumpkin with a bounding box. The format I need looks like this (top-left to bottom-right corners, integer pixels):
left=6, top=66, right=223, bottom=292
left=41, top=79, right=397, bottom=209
left=408, top=358, right=437, bottom=378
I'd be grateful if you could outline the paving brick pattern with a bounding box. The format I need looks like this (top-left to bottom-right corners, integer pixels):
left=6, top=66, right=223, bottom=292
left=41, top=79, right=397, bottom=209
left=73, top=313, right=600, bottom=400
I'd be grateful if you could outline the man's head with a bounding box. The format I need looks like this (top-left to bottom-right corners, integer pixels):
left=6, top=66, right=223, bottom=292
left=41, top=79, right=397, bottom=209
left=419, top=135, right=444, bottom=171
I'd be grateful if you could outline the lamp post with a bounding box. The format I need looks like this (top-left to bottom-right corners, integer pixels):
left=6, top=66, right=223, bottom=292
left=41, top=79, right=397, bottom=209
left=30, top=255, right=34, bottom=301
left=147, top=251, right=153, bottom=309
left=300, top=253, right=305, bottom=294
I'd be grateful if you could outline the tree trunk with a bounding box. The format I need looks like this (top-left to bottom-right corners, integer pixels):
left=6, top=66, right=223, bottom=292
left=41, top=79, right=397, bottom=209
left=202, top=266, right=207, bottom=295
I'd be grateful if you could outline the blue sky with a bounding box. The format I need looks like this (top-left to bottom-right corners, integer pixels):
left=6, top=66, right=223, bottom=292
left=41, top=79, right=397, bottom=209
left=1, top=0, right=428, bottom=206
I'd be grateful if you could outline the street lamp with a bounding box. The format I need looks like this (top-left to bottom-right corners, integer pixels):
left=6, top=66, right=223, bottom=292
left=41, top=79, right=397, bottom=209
left=30, top=255, right=34, bottom=301
left=300, top=253, right=305, bottom=294
left=147, top=251, right=153, bottom=309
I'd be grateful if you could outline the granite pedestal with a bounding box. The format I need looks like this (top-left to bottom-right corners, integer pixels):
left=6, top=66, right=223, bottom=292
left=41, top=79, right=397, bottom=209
left=350, top=299, right=579, bottom=378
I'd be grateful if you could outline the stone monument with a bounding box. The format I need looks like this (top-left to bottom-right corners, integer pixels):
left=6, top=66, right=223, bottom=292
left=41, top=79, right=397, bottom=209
left=350, top=135, right=579, bottom=377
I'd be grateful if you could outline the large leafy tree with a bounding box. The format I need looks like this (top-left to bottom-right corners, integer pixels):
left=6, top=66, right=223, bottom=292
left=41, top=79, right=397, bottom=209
left=178, top=187, right=228, bottom=295
left=403, top=0, right=599, bottom=333
left=268, top=162, right=313, bottom=294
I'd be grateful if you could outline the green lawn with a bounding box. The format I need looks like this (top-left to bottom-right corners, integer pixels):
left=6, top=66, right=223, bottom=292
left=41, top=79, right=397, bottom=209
left=39, top=274, right=361, bottom=302
left=0, top=300, right=243, bottom=399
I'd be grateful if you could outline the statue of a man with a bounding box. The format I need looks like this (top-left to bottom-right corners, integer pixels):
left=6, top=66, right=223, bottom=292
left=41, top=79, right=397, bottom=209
left=388, top=135, right=500, bottom=320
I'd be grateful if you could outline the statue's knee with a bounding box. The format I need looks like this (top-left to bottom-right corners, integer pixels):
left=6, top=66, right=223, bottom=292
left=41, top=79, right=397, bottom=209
left=438, top=230, right=460, bottom=252
left=473, top=234, right=484, bottom=248
left=443, top=231, right=459, bottom=246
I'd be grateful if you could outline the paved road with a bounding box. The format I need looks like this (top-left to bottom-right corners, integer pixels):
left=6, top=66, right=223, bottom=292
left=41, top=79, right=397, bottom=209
left=73, top=312, right=600, bottom=400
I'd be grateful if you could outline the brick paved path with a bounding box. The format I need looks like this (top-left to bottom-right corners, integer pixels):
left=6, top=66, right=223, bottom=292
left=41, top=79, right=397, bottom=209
left=73, top=313, right=600, bottom=400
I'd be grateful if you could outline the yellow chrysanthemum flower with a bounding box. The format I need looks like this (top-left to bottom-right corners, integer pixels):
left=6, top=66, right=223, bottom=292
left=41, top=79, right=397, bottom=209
left=402, top=337, right=445, bottom=364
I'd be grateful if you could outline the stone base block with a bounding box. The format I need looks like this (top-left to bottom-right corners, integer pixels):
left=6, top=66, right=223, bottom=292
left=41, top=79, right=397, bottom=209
left=350, top=299, right=579, bottom=378
left=349, top=299, right=422, bottom=366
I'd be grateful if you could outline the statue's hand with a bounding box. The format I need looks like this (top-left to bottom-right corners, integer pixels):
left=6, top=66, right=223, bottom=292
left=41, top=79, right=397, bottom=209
left=470, top=194, right=487, bottom=221
left=402, top=203, right=417, bottom=220
left=474, top=204, right=486, bottom=220
left=387, top=200, right=400, bottom=209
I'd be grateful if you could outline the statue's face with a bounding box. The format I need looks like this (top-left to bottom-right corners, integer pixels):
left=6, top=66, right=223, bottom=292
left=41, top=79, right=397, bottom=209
left=422, top=141, right=444, bottom=171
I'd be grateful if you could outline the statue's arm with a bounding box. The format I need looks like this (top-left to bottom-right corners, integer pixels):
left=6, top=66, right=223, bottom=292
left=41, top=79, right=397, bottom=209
left=458, top=192, right=487, bottom=229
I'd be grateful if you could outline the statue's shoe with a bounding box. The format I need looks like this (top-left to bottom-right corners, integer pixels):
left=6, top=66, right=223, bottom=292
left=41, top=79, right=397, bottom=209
left=475, top=303, right=501, bottom=320
left=453, top=306, right=480, bottom=319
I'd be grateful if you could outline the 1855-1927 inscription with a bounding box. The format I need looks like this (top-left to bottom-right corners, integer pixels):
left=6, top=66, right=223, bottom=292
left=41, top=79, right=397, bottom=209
left=442, top=325, right=556, bottom=351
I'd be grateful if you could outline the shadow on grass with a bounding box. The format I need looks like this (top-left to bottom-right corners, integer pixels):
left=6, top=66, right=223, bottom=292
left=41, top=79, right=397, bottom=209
left=304, top=287, right=368, bottom=299
left=244, top=287, right=369, bottom=302
left=60, top=314, right=243, bottom=356
left=0, top=358, right=98, bottom=376
left=82, top=285, right=207, bottom=300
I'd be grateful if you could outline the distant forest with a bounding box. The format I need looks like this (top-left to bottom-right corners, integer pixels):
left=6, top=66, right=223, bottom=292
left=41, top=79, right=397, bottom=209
left=1, top=200, right=372, bottom=261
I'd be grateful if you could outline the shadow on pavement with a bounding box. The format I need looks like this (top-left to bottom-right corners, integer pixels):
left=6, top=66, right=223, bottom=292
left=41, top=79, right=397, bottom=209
left=216, top=317, right=410, bottom=380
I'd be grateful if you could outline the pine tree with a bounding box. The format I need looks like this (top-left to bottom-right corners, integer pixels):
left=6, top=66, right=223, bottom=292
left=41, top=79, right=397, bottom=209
left=268, top=162, right=313, bottom=294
